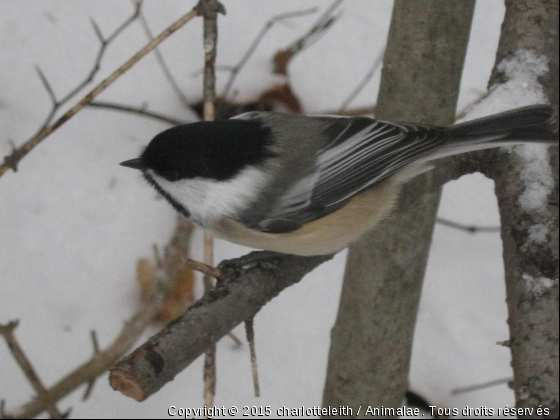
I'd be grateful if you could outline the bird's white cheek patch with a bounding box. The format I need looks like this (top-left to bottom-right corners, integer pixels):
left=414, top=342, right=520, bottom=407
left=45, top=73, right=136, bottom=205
left=149, top=167, right=268, bottom=226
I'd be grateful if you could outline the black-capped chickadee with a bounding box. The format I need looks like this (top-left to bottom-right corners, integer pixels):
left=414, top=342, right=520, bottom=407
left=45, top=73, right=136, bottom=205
left=121, top=105, right=558, bottom=256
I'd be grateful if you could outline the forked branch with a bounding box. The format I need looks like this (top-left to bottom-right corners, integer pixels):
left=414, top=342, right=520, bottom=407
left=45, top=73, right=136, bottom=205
left=0, top=3, right=200, bottom=179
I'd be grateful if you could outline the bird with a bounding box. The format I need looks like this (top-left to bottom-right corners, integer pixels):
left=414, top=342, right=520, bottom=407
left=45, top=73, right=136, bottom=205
left=121, top=105, right=558, bottom=256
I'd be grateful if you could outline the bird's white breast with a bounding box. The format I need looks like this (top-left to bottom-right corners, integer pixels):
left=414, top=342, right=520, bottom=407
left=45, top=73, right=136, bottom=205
left=148, top=166, right=269, bottom=227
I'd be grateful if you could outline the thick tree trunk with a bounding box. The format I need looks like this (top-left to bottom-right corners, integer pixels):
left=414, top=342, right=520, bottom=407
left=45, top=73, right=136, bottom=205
left=322, top=1, right=475, bottom=417
left=487, top=1, right=559, bottom=417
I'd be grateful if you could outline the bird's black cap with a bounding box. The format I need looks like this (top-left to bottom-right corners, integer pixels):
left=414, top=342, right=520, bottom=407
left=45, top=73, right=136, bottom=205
left=121, top=119, right=274, bottom=182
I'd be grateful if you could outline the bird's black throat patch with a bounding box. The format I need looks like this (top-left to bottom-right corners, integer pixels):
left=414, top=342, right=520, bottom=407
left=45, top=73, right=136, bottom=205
left=141, top=119, right=274, bottom=182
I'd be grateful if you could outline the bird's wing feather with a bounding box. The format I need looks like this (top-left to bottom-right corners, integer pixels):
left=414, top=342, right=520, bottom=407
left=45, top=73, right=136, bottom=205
left=250, top=116, right=448, bottom=233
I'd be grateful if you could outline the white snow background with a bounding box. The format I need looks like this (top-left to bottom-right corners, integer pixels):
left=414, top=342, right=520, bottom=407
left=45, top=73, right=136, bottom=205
left=0, top=1, right=518, bottom=418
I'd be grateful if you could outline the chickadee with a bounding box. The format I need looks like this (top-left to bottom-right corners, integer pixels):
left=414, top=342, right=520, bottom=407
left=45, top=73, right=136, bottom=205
left=121, top=105, right=558, bottom=256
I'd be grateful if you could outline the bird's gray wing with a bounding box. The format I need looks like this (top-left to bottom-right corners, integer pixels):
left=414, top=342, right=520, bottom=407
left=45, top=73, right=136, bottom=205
left=250, top=116, right=448, bottom=233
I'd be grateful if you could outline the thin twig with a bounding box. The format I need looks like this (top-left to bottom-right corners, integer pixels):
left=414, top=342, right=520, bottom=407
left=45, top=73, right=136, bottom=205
left=245, top=318, right=260, bottom=398
left=2, top=296, right=162, bottom=419
left=227, top=332, right=243, bottom=347
left=35, top=66, right=57, bottom=106
left=137, top=4, right=191, bottom=108
left=291, top=0, right=343, bottom=52
left=109, top=252, right=332, bottom=401
left=455, top=90, right=488, bottom=121
left=273, top=0, right=344, bottom=76
left=199, top=0, right=225, bottom=409
left=81, top=331, right=101, bottom=401
left=436, top=217, right=501, bottom=234
left=183, top=257, right=227, bottom=281
left=452, top=377, right=513, bottom=395
left=0, top=321, right=66, bottom=419
left=339, top=47, right=385, bottom=112
left=65, top=1, right=144, bottom=102
left=34, top=2, right=143, bottom=137
left=87, top=101, right=187, bottom=126
left=220, top=7, right=318, bottom=98
left=0, top=3, right=200, bottom=179
left=3, top=220, right=194, bottom=419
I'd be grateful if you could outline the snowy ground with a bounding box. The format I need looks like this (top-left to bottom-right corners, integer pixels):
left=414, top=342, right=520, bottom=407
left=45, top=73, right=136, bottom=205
left=0, top=1, right=517, bottom=418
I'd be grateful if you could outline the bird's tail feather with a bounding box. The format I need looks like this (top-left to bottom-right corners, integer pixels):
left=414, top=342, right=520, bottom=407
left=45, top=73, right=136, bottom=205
left=445, top=104, right=558, bottom=146
left=419, top=105, right=559, bottom=163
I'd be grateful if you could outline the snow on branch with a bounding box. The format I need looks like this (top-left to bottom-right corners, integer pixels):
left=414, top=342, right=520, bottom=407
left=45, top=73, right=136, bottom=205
left=480, top=1, right=559, bottom=415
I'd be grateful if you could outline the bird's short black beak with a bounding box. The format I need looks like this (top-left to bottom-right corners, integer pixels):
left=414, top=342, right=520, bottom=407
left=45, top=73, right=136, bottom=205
left=120, top=158, right=145, bottom=170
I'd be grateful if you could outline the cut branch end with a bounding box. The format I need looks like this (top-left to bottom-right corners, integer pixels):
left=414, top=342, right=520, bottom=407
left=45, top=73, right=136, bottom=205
left=109, top=369, right=147, bottom=402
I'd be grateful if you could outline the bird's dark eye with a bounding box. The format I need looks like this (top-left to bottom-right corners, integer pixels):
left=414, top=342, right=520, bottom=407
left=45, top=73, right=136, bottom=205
left=158, top=169, right=182, bottom=181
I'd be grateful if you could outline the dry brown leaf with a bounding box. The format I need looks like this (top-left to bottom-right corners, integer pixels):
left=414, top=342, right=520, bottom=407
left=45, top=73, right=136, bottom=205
left=158, top=268, right=195, bottom=323
left=272, top=49, right=294, bottom=76
left=258, top=83, right=302, bottom=114
left=136, top=258, right=156, bottom=300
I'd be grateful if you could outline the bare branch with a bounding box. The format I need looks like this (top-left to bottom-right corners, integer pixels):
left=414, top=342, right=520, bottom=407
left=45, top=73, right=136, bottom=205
left=199, top=0, right=225, bottom=407
left=0, top=321, right=67, bottom=419
left=485, top=0, right=559, bottom=415
left=3, top=219, right=194, bottom=419
left=107, top=146, right=486, bottom=403
left=339, top=47, right=385, bottom=112
left=323, top=0, right=475, bottom=411
left=81, top=331, right=101, bottom=401
left=227, top=332, right=243, bottom=347
left=0, top=3, right=200, bottom=180
left=183, top=257, right=227, bottom=280
left=273, top=0, right=344, bottom=76
left=34, top=66, right=58, bottom=106
left=109, top=252, right=331, bottom=401
left=245, top=318, right=260, bottom=398
left=137, top=4, right=191, bottom=108
left=87, top=101, right=187, bottom=126
left=452, top=377, right=513, bottom=395
left=436, top=217, right=501, bottom=234
left=59, top=4, right=143, bottom=113
left=89, top=17, right=105, bottom=44
left=105, top=1, right=143, bottom=45
left=220, top=7, right=318, bottom=98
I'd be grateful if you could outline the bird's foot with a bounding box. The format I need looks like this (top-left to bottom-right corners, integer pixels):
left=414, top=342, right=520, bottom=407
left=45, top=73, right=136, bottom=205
left=218, top=251, right=286, bottom=278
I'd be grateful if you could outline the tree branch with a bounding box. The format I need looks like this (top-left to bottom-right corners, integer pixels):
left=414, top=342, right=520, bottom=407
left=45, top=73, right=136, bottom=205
left=220, top=7, right=318, bottom=98
left=198, top=0, right=226, bottom=408
left=137, top=4, right=191, bottom=108
left=323, top=1, right=475, bottom=415
left=0, top=322, right=67, bottom=419
left=87, top=101, right=188, bottom=126
left=273, top=0, right=344, bottom=76
left=105, top=136, right=489, bottom=404
left=0, top=4, right=200, bottom=180
left=484, top=1, right=559, bottom=416
left=109, top=252, right=331, bottom=401
left=245, top=318, right=260, bottom=398
left=436, top=217, right=501, bottom=234
left=338, top=47, right=385, bottom=113
left=3, top=219, right=194, bottom=419
left=105, top=0, right=556, bottom=409
left=106, top=150, right=482, bottom=403
left=81, top=330, right=101, bottom=401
